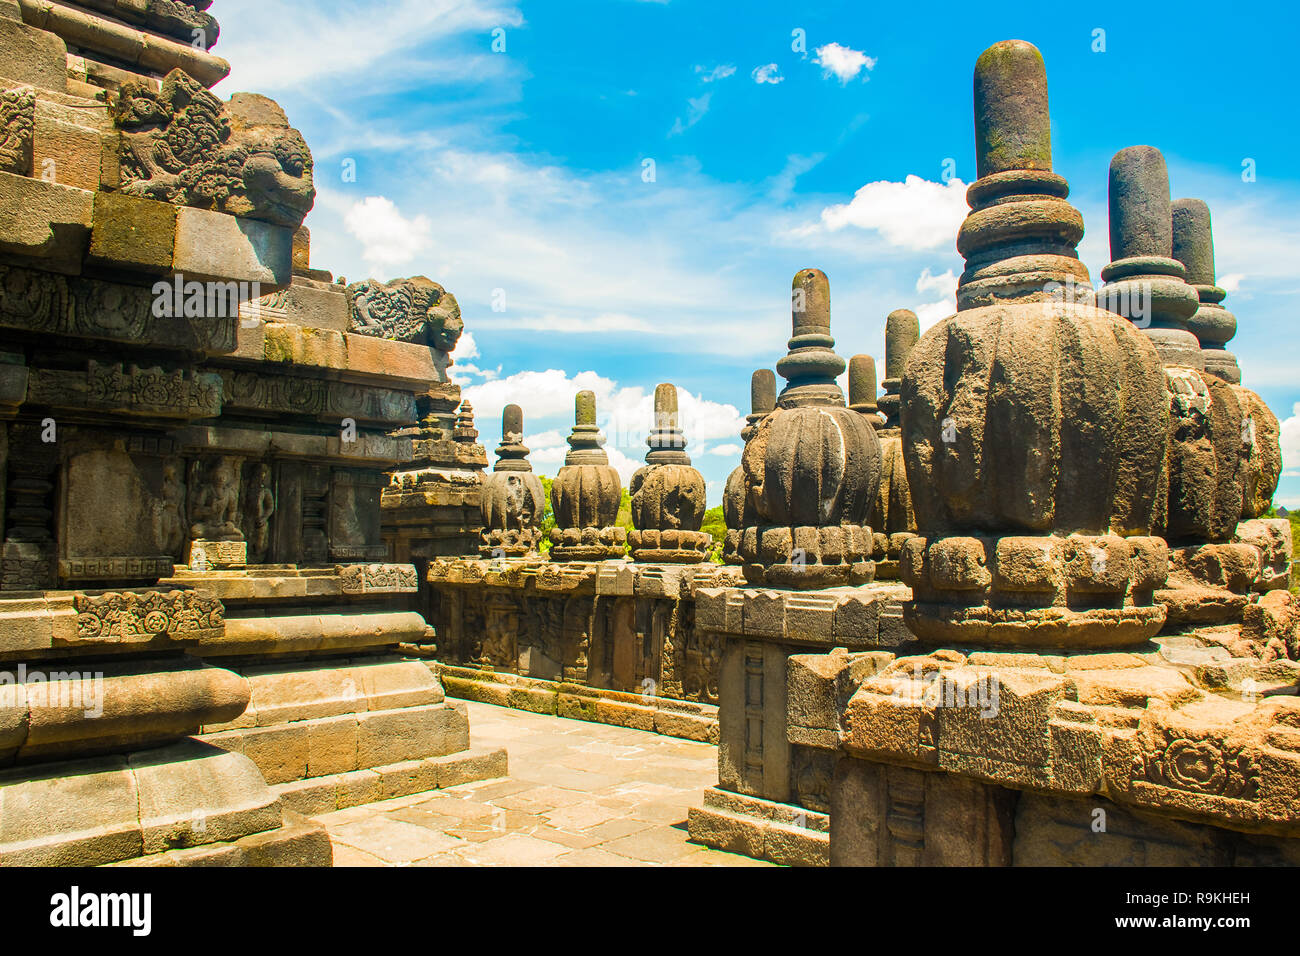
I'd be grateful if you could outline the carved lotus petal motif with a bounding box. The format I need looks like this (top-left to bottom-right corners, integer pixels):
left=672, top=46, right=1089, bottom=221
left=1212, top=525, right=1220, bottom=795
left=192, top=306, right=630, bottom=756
left=901, top=302, right=1168, bottom=536
left=744, top=405, right=879, bottom=528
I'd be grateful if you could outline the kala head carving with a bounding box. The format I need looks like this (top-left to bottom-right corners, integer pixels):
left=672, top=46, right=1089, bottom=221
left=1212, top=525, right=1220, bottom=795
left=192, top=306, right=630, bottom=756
left=111, top=70, right=316, bottom=228
left=346, top=276, right=463, bottom=351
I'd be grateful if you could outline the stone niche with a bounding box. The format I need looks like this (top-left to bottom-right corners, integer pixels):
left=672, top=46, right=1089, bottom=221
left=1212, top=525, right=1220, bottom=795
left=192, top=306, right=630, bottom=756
left=328, top=468, right=387, bottom=562
left=59, top=440, right=180, bottom=583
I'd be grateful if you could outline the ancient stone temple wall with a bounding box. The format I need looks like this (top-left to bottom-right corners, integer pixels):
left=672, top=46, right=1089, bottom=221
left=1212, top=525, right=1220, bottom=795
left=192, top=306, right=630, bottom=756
left=0, top=0, right=502, bottom=864
left=426, top=390, right=743, bottom=741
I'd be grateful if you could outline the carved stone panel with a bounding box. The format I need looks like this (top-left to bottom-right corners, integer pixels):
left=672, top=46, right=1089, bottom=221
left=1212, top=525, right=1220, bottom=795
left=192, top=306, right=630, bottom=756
left=0, top=86, right=35, bottom=176
left=60, top=443, right=178, bottom=583
left=328, top=468, right=386, bottom=562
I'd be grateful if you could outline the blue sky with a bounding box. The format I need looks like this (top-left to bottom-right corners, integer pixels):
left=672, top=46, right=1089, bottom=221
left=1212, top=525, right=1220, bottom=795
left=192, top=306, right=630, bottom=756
left=214, top=0, right=1300, bottom=508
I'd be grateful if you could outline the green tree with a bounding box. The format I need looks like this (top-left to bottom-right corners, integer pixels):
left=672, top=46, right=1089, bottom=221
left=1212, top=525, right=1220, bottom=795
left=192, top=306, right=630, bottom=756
left=538, top=475, right=555, bottom=554
left=700, top=504, right=727, bottom=564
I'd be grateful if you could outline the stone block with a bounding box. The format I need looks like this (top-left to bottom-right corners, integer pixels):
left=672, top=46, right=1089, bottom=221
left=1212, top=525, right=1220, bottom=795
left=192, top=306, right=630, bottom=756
left=353, top=658, right=443, bottom=710
left=356, top=703, right=468, bottom=767
left=0, top=596, right=56, bottom=656
left=594, top=697, right=656, bottom=732
left=376, top=758, right=439, bottom=800
left=236, top=811, right=333, bottom=867
left=130, top=742, right=282, bottom=854
left=431, top=746, right=508, bottom=788
left=31, top=113, right=100, bottom=191
left=0, top=15, right=68, bottom=90
left=0, top=170, right=93, bottom=269
left=654, top=707, right=716, bottom=743
left=333, top=769, right=381, bottom=810
left=87, top=190, right=176, bottom=273
left=0, top=755, right=142, bottom=866
left=346, top=332, right=441, bottom=386
left=206, top=722, right=308, bottom=786
left=173, top=206, right=293, bottom=287
left=305, top=713, right=359, bottom=778
left=244, top=664, right=365, bottom=727
left=274, top=777, right=337, bottom=817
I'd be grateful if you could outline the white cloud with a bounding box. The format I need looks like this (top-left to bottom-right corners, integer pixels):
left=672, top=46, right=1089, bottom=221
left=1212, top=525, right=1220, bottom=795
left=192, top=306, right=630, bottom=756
left=670, top=93, right=712, bottom=135
left=814, top=43, right=877, bottom=84
left=1281, top=402, right=1300, bottom=477
left=914, top=268, right=958, bottom=331
left=454, top=330, right=480, bottom=360
left=212, top=0, right=523, bottom=94
left=1219, top=272, right=1245, bottom=293
left=463, top=369, right=746, bottom=482
left=752, top=64, right=784, bottom=85
left=695, top=64, right=736, bottom=82
left=815, top=175, right=969, bottom=251
left=342, top=196, right=432, bottom=277
left=463, top=369, right=621, bottom=426
left=708, top=443, right=742, bottom=457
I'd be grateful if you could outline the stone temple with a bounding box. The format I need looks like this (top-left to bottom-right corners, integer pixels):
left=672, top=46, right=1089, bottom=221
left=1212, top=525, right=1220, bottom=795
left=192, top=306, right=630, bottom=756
left=0, top=7, right=1295, bottom=869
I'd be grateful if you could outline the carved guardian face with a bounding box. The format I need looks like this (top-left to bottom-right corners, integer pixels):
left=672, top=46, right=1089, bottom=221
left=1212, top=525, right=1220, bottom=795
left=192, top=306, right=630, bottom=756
left=425, top=292, right=463, bottom=352
left=239, top=130, right=316, bottom=228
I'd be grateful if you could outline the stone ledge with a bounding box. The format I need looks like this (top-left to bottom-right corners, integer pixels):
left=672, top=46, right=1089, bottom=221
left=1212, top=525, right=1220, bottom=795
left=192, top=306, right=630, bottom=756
left=695, top=582, right=912, bottom=648
left=272, top=746, right=508, bottom=816
left=0, top=741, right=284, bottom=866
left=687, top=788, right=828, bottom=867
left=437, top=663, right=719, bottom=743
left=201, top=699, right=470, bottom=785
left=107, top=810, right=332, bottom=867
left=198, top=610, right=427, bottom=657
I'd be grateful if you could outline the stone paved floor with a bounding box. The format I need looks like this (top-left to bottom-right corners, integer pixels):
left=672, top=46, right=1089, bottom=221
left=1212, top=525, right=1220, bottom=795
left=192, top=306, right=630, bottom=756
left=312, top=700, right=775, bottom=866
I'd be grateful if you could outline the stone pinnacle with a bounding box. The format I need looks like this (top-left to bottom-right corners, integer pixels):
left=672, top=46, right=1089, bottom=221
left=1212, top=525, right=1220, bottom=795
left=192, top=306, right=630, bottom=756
left=565, top=390, right=608, bottom=465
left=742, top=369, right=776, bottom=442
left=956, top=40, right=1087, bottom=310
left=1097, top=145, right=1202, bottom=369
left=646, top=382, right=690, bottom=465
left=493, top=403, right=534, bottom=472
left=973, top=39, right=1052, bottom=179
left=848, top=354, right=880, bottom=418
left=775, top=268, right=846, bottom=406
left=1108, top=146, right=1173, bottom=261
left=1172, top=197, right=1240, bottom=383
left=879, top=308, right=919, bottom=430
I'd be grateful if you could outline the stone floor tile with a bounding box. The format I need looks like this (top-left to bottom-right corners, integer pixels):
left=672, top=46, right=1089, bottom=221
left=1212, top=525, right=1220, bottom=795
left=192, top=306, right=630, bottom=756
left=553, top=847, right=644, bottom=867
left=532, top=826, right=604, bottom=850
left=541, top=802, right=629, bottom=831
left=454, top=833, right=571, bottom=866
left=600, top=825, right=703, bottom=864
left=583, top=817, right=656, bottom=843
left=312, top=700, right=775, bottom=868
left=330, top=817, right=467, bottom=863
left=331, top=843, right=389, bottom=867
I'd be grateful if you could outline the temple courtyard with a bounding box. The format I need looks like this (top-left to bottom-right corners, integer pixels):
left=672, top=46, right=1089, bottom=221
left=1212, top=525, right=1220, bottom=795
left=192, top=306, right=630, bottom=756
left=313, top=701, right=770, bottom=867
